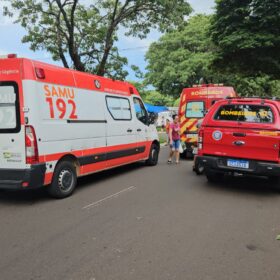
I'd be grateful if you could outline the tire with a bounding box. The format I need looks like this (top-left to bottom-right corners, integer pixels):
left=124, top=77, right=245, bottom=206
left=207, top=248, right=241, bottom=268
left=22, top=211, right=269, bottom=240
left=186, top=150, right=194, bottom=159
left=206, top=170, right=222, bottom=183
left=145, top=143, right=159, bottom=166
left=193, top=162, right=204, bottom=175
left=47, top=161, right=77, bottom=198
left=180, top=150, right=193, bottom=159
left=180, top=150, right=187, bottom=159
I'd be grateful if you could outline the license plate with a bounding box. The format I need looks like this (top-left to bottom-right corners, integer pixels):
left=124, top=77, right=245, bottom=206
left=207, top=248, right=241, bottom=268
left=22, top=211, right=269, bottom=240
left=193, top=148, right=198, bottom=155
left=186, top=134, right=197, bottom=139
left=227, top=159, right=249, bottom=169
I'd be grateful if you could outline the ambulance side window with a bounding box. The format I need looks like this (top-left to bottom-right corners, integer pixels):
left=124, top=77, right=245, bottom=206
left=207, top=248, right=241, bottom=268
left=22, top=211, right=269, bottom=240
left=106, top=96, right=132, bottom=120
left=0, top=82, right=20, bottom=133
left=133, top=97, right=148, bottom=125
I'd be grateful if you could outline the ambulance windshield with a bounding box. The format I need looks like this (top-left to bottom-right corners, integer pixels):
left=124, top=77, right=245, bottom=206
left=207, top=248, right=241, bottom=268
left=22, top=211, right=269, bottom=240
left=0, top=84, right=17, bottom=130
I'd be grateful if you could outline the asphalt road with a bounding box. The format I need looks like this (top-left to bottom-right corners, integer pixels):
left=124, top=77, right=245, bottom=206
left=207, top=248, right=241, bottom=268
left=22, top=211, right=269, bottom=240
left=0, top=147, right=280, bottom=280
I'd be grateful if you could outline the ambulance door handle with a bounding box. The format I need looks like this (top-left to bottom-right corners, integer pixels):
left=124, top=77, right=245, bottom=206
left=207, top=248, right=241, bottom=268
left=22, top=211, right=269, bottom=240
left=127, top=129, right=133, bottom=133
left=137, top=129, right=142, bottom=132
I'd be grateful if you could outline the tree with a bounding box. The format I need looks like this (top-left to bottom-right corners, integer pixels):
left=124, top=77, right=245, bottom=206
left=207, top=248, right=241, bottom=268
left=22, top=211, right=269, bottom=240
left=210, top=0, right=280, bottom=78
left=3, top=0, right=192, bottom=79
left=129, top=81, right=174, bottom=106
left=221, top=74, right=280, bottom=97
left=144, top=90, right=174, bottom=106
left=145, top=14, right=217, bottom=97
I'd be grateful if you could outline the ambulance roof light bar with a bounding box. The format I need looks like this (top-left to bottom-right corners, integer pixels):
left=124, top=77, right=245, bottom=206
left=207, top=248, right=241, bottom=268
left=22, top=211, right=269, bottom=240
left=0, top=54, right=17, bottom=59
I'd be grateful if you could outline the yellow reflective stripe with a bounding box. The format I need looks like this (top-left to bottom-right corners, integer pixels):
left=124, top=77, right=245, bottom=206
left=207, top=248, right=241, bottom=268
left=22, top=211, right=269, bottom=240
left=190, top=137, right=197, bottom=143
left=180, top=104, right=186, bottom=121
left=258, top=131, right=278, bottom=136
left=189, top=125, right=198, bottom=132
left=180, top=118, right=196, bottom=134
left=181, top=135, right=187, bottom=141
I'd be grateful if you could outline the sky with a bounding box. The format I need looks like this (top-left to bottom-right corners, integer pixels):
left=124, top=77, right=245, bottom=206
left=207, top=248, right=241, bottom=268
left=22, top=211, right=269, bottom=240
left=0, top=0, right=215, bottom=81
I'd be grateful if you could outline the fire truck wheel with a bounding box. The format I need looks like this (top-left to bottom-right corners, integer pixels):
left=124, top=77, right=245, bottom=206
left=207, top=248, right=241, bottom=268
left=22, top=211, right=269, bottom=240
left=193, top=163, right=204, bottom=175
left=48, top=161, right=77, bottom=198
left=145, top=143, right=159, bottom=166
left=180, top=150, right=187, bottom=159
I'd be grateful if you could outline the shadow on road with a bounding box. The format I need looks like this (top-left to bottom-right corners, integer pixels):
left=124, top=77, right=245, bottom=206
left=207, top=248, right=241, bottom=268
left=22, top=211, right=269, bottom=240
left=0, top=162, right=145, bottom=204
left=77, top=162, right=145, bottom=189
left=205, top=175, right=280, bottom=197
left=0, top=188, right=49, bottom=205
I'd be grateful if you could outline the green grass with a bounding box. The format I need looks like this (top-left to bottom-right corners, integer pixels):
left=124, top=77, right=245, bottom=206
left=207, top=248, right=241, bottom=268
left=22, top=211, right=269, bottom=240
left=158, top=132, right=167, bottom=144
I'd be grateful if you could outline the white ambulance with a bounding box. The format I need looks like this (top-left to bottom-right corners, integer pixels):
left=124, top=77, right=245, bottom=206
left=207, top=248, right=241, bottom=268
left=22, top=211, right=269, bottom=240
left=0, top=55, right=159, bottom=198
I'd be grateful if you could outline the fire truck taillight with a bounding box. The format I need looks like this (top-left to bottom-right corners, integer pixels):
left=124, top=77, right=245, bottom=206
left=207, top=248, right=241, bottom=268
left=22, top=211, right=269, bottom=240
left=198, top=130, right=204, bottom=150
left=25, top=125, right=39, bottom=164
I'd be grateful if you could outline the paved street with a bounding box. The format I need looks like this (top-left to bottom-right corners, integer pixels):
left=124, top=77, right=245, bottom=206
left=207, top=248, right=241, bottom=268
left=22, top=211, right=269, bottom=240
left=0, top=147, right=280, bottom=280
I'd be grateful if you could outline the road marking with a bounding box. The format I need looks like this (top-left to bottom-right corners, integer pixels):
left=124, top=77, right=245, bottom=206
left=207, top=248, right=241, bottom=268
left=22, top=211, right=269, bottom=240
left=82, top=186, right=136, bottom=210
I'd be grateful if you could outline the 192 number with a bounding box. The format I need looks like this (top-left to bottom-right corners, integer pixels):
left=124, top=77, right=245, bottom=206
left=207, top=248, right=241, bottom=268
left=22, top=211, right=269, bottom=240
left=46, top=98, right=77, bottom=119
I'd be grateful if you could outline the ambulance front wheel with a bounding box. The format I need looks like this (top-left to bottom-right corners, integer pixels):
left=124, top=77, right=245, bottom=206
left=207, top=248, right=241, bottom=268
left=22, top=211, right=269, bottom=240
left=146, top=143, right=159, bottom=166
left=48, top=161, right=77, bottom=198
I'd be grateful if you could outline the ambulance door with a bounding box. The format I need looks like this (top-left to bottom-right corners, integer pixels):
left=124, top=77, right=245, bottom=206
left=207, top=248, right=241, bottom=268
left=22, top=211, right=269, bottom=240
left=132, top=97, right=150, bottom=159
left=105, top=95, right=138, bottom=166
left=0, top=81, right=26, bottom=170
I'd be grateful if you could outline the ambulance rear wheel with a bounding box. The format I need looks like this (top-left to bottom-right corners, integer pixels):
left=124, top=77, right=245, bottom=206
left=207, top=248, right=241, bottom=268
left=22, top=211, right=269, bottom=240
left=146, top=143, right=159, bottom=166
left=48, top=161, right=77, bottom=198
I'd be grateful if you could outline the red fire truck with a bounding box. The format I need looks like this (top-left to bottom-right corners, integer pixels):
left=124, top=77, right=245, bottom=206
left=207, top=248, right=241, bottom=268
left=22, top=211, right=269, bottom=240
left=178, top=84, right=237, bottom=158
left=195, top=97, right=280, bottom=188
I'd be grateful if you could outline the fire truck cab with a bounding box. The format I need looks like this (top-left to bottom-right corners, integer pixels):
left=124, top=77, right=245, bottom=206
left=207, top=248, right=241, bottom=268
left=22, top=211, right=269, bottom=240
left=178, top=84, right=237, bottom=158
left=0, top=55, right=159, bottom=198
left=195, top=97, right=280, bottom=187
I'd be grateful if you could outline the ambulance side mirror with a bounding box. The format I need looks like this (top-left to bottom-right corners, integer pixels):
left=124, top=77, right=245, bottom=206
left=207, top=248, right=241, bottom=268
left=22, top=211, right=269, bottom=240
left=148, top=112, right=158, bottom=125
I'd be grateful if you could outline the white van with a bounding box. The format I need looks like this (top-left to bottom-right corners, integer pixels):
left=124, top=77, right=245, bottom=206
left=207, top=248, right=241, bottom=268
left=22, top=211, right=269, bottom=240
left=0, top=55, right=159, bottom=198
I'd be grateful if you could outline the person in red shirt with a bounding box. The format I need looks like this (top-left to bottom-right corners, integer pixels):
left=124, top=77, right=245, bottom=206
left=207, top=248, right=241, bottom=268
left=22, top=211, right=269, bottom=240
left=168, top=114, right=181, bottom=164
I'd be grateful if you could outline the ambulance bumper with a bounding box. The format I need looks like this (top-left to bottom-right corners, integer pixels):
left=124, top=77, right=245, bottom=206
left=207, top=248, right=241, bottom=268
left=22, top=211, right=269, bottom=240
left=0, top=164, right=46, bottom=190
left=195, top=155, right=280, bottom=176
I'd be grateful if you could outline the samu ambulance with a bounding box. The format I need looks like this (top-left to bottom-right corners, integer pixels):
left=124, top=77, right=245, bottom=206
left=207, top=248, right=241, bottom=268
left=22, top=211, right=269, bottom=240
left=178, top=84, right=237, bottom=158
left=0, top=55, right=159, bottom=198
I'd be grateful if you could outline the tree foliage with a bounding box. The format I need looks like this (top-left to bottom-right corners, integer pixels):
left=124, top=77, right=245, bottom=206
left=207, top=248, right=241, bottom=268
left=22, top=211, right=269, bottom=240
left=221, top=74, right=280, bottom=97
left=145, top=14, right=216, bottom=97
left=3, top=0, right=192, bottom=79
left=129, top=81, right=174, bottom=106
left=145, top=8, right=280, bottom=98
left=210, top=0, right=280, bottom=78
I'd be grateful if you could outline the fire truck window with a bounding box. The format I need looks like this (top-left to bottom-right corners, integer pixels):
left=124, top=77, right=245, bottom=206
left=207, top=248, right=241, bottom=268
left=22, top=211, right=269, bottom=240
left=0, top=85, right=17, bottom=129
left=106, top=96, right=132, bottom=120
left=214, top=104, right=274, bottom=123
left=186, top=101, right=204, bottom=118
left=133, top=97, right=148, bottom=124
